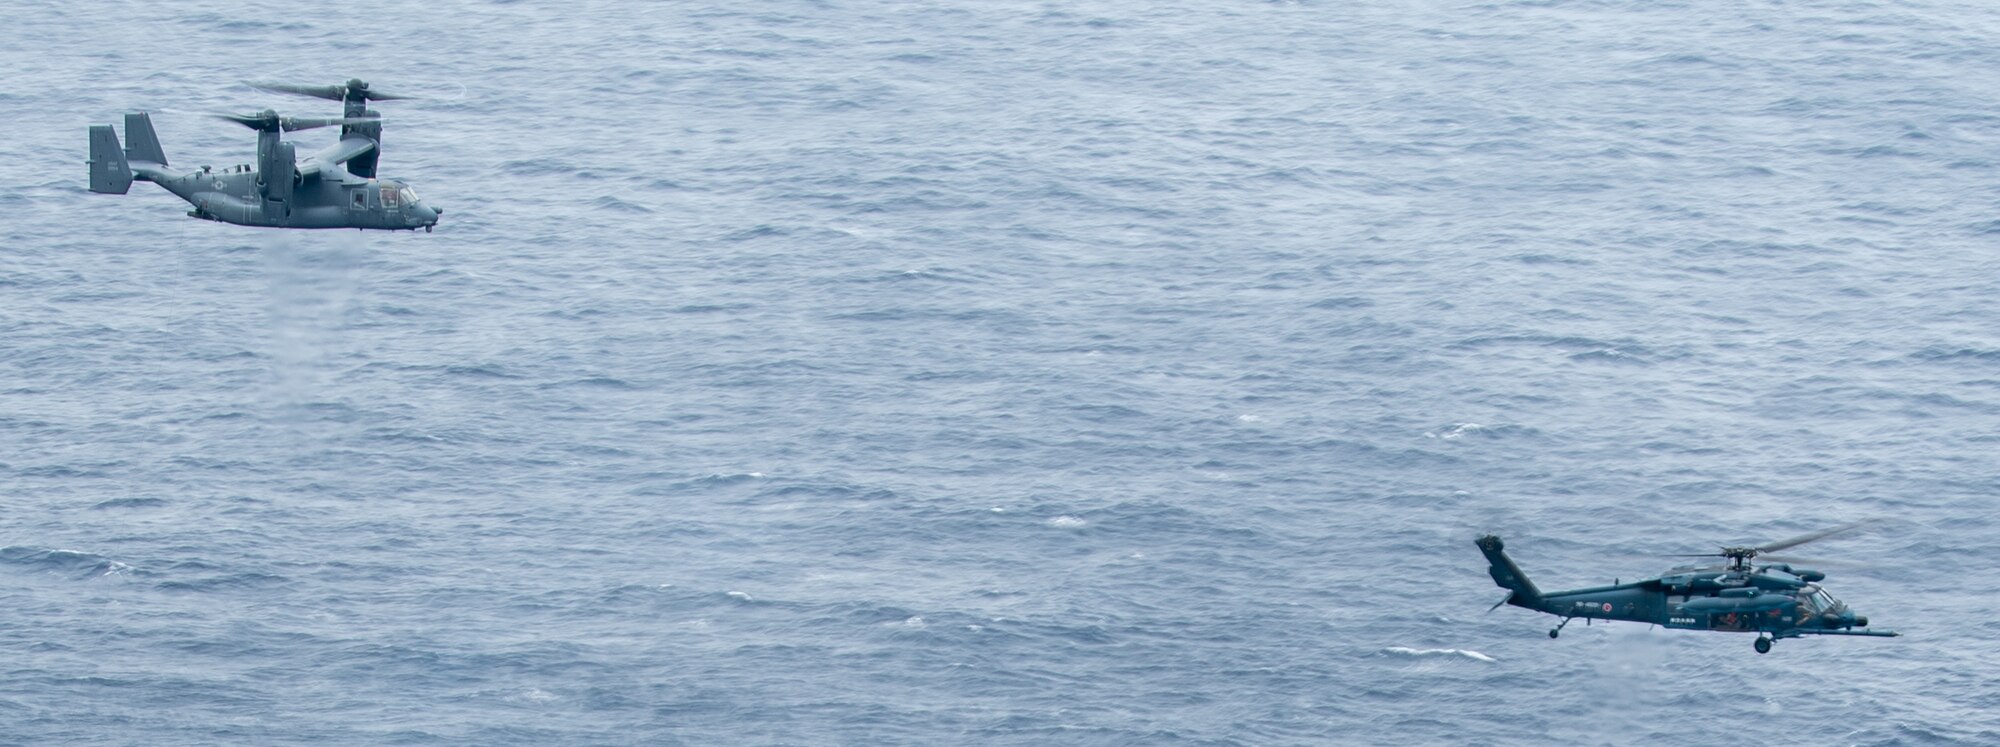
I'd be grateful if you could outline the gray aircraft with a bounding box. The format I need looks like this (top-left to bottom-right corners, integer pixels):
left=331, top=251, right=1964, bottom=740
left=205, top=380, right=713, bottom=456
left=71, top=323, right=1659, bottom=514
left=87, top=79, right=441, bottom=231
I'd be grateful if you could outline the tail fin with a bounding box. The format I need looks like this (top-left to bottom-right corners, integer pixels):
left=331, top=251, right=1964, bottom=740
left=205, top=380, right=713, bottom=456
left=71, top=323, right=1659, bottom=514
left=88, top=124, right=133, bottom=194
left=123, top=112, right=167, bottom=165
left=1475, top=535, right=1543, bottom=607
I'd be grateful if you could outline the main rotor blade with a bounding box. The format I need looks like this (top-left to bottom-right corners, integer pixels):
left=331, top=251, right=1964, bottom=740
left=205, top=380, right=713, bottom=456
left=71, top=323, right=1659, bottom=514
left=211, top=112, right=268, bottom=129
left=244, top=81, right=346, bottom=101
left=1757, top=554, right=1861, bottom=569
left=1756, top=521, right=1869, bottom=554
left=211, top=112, right=380, bottom=132
left=244, top=80, right=415, bottom=102
left=279, top=116, right=379, bottom=132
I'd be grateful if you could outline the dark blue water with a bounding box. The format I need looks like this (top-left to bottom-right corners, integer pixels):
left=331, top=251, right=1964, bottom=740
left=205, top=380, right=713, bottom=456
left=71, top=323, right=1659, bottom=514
left=5, top=1, right=1998, bottom=744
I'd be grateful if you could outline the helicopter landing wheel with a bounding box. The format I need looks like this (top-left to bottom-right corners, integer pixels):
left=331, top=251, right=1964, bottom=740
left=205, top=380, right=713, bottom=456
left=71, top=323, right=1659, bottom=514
left=1549, top=628, right=1559, bottom=639
left=1754, top=636, right=1772, bottom=654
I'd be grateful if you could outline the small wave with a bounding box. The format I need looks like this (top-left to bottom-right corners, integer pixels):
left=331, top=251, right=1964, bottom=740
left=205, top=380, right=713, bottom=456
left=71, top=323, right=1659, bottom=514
left=544, top=376, right=637, bottom=390
left=0, top=547, right=134, bottom=579
left=1384, top=647, right=1496, bottom=663
left=1912, top=346, right=2000, bottom=363
left=154, top=571, right=290, bottom=593
left=1308, top=295, right=1373, bottom=309
left=497, top=159, right=579, bottom=176
left=591, top=196, right=653, bottom=214
left=1424, top=422, right=1542, bottom=441
left=668, top=303, right=753, bottom=314
left=91, top=497, right=167, bottom=510
left=1569, top=348, right=1651, bottom=365
left=443, top=363, right=522, bottom=379
left=1046, top=515, right=1087, bottom=528
left=1508, top=253, right=1593, bottom=266
left=1426, top=423, right=1486, bottom=440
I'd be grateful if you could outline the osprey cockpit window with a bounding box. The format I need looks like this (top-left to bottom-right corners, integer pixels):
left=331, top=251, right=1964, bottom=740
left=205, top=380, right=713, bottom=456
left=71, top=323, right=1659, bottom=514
left=400, top=186, right=419, bottom=204
left=380, top=183, right=400, bottom=207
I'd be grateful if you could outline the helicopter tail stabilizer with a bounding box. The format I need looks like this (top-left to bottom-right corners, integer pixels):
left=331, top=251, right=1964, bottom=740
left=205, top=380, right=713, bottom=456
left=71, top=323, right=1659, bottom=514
left=123, top=112, right=167, bottom=166
left=1475, top=535, right=1543, bottom=608
left=88, top=124, right=133, bottom=194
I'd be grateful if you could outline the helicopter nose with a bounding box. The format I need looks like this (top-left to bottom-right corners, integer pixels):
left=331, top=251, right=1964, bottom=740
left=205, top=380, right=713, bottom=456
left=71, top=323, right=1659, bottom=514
left=413, top=205, right=441, bottom=231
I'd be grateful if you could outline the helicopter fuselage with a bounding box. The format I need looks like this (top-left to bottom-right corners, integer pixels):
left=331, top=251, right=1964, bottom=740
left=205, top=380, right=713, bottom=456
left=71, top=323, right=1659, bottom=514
left=140, top=162, right=439, bottom=231
left=1476, top=535, right=1897, bottom=653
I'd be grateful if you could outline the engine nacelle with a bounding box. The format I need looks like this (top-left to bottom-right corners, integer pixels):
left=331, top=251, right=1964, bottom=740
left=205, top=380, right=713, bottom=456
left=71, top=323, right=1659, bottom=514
left=259, top=140, right=296, bottom=204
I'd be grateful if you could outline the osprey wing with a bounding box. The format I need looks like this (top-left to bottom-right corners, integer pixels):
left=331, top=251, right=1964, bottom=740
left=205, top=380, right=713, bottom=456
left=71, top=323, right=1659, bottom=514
left=298, top=136, right=377, bottom=181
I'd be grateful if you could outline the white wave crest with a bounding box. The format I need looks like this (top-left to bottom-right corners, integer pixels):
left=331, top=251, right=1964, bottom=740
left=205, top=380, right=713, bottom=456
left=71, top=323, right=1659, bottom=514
left=1384, top=646, right=1496, bottom=662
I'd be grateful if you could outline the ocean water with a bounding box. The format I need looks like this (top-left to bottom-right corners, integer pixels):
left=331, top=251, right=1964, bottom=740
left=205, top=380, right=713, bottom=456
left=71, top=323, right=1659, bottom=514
left=4, top=0, right=1999, bottom=744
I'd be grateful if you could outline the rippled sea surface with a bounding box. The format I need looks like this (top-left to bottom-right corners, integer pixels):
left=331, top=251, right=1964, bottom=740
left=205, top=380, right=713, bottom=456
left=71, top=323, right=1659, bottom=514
left=6, top=1, right=1999, bottom=744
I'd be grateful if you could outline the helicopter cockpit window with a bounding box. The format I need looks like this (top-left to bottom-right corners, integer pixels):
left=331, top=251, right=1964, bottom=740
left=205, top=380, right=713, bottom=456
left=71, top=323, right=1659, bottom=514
left=380, top=183, right=400, bottom=207
left=400, top=186, right=419, bottom=204
left=1812, top=588, right=1839, bottom=611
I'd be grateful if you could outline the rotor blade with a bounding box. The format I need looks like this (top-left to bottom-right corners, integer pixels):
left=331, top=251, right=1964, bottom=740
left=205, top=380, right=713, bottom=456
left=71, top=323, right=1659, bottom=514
left=244, top=80, right=416, bottom=102
left=1755, top=521, right=1869, bottom=554
left=243, top=81, right=346, bottom=101
left=279, top=116, right=379, bottom=132
left=1758, top=554, right=1864, bottom=570
left=209, top=112, right=379, bottom=132
left=210, top=112, right=267, bottom=129
left=1487, top=593, right=1513, bottom=613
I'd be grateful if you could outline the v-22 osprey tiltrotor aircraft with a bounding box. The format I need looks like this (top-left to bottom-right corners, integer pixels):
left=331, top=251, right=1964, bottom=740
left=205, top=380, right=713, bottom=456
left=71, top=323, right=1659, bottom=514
left=1477, top=523, right=1899, bottom=654
left=88, top=79, right=441, bottom=231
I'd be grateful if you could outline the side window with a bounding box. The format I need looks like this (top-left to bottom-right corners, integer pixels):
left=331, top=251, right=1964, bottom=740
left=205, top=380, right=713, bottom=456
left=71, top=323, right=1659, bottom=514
left=381, top=185, right=399, bottom=207
left=350, top=189, right=367, bottom=209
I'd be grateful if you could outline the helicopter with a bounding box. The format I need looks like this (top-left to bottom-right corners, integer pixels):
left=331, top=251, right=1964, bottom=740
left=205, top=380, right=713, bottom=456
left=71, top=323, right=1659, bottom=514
left=86, top=79, right=441, bottom=231
left=1475, top=523, right=1898, bottom=653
